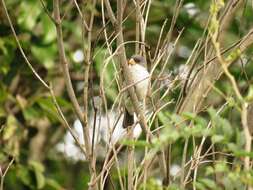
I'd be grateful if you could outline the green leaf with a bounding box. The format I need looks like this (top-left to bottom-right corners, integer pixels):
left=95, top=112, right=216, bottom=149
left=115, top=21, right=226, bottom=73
left=233, top=150, right=253, bottom=158
left=182, top=112, right=207, bottom=129
left=225, top=49, right=241, bottom=62
left=191, top=124, right=206, bottom=137
left=170, top=113, right=184, bottom=126
left=227, top=96, right=236, bottom=107
left=55, top=97, right=72, bottom=109
left=211, top=135, right=224, bottom=143
left=29, top=161, right=45, bottom=189
left=205, top=166, right=214, bottom=176
left=29, top=160, right=44, bottom=172
left=31, top=44, right=57, bottom=69
left=62, top=20, right=82, bottom=39
left=40, top=15, right=56, bottom=44
left=235, top=129, right=245, bottom=148
left=23, top=105, right=41, bottom=121
left=227, top=143, right=239, bottom=152
left=45, top=179, right=63, bottom=190
left=194, top=182, right=206, bottom=190
left=155, top=125, right=180, bottom=145
left=208, top=107, right=233, bottom=141
left=17, top=0, right=41, bottom=30
left=198, top=178, right=218, bottom=189
left=220, top=118, right=233, bottom=139
left=0, top=83, right=9, bottom=103
left=3, top=115, right=18, bottom=140
left=37, top=97, right=60, bottom=122
left=182, top=112, right=197, bottom=119
left=17, top=165, right=34, bottom=188
left=181, top=126, right=192, bottom=138
left=167, top=184, right=181, bottom=190
left=158, top=112, right=170, bottom=125
left=214, top=162, right=228, bottom=173
left=246, top=85, right=253, bottom=101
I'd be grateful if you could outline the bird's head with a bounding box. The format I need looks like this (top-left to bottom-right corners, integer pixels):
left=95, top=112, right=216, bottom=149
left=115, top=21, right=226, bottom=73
left=128, top=55, right=146, bottom=67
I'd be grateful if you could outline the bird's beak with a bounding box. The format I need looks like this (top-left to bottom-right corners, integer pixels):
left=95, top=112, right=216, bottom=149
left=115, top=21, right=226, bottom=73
left=128, top=58, right=136, bottom=65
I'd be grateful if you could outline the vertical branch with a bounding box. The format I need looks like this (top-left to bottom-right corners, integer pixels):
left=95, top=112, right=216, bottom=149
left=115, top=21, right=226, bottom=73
left=82, top=0, right=97, bottom=181
left=104, top=0, right=117, bottom=25
left=53, top=1, right=97, bottom=189
left=141, top=0, right=151, bottom=56
left=180, top=138, right=189, bottom=188
left=135, top=0, right=141, bottom=54
left=82, top=0, right=99, bottom=189
left=241, top=103, right=251, bottom=171
left=164, top=144, right=171, bottom=186
left=53, top=0, right=84, bottom=123
left=127, top=127, right=134, bottom=190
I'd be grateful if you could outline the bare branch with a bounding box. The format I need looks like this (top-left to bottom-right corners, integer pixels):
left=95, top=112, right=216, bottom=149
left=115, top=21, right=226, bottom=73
left=81, top=0, right=98, bottom=188
left=179, top=27, right=253, bottom=114
left=177, top=0, right=248, bottom=114
left=104, top=0, right=117, bottom=25
left=53, top=0, right=84, bottom=125
left=49, top=85, right=87, bottom=157
left=39, top=0, right=56, bottom=24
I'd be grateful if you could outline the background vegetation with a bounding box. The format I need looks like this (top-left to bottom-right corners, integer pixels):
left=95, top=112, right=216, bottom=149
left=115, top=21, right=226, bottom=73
left=1, top=0, right=253, bottom=189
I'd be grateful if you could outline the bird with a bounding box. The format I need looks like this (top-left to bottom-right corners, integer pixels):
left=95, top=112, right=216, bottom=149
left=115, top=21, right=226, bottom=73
left=123, top=55, right=150, bottom=129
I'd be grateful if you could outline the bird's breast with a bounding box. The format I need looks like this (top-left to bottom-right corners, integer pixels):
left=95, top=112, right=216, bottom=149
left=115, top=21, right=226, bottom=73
left=129, top=64, right=150, bottom=101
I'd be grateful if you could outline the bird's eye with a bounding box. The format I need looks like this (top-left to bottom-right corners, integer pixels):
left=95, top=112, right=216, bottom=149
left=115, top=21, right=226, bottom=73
left=133, top=57, right=140, bottom=63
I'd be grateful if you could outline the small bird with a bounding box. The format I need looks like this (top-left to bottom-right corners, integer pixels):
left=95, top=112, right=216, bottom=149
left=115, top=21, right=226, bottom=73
left=123, top=55, right=150, bottom=128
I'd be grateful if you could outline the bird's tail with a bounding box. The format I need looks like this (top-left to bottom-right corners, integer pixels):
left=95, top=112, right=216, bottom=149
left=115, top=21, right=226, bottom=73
left=122, top=108, right=134, bottom=128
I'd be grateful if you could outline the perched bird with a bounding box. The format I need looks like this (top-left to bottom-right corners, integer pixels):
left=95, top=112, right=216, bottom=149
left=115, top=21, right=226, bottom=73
left=123, top=55, right=150, bottom=128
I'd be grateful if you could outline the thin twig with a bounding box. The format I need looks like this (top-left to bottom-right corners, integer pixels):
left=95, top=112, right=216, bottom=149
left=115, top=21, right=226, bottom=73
left=127, top=127, right=134, bottom=190
left=0, top=158, right=14, bottom=190
left=49, top=85, right=87, bottom=156
left=135, top=0, right=141, bottom=54
left=180, top=137, right=189, bottom=188
left=178, top=0, right=246, bottom=114
left=39, top=0, right=56, bottom=24
left=73, top=0, right=89, bottom=30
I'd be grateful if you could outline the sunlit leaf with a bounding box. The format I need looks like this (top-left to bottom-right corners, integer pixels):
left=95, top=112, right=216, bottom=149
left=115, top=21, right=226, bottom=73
left=3, top=115, right=18, bottom=140
left=17, top=0, right=41, bottom=30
